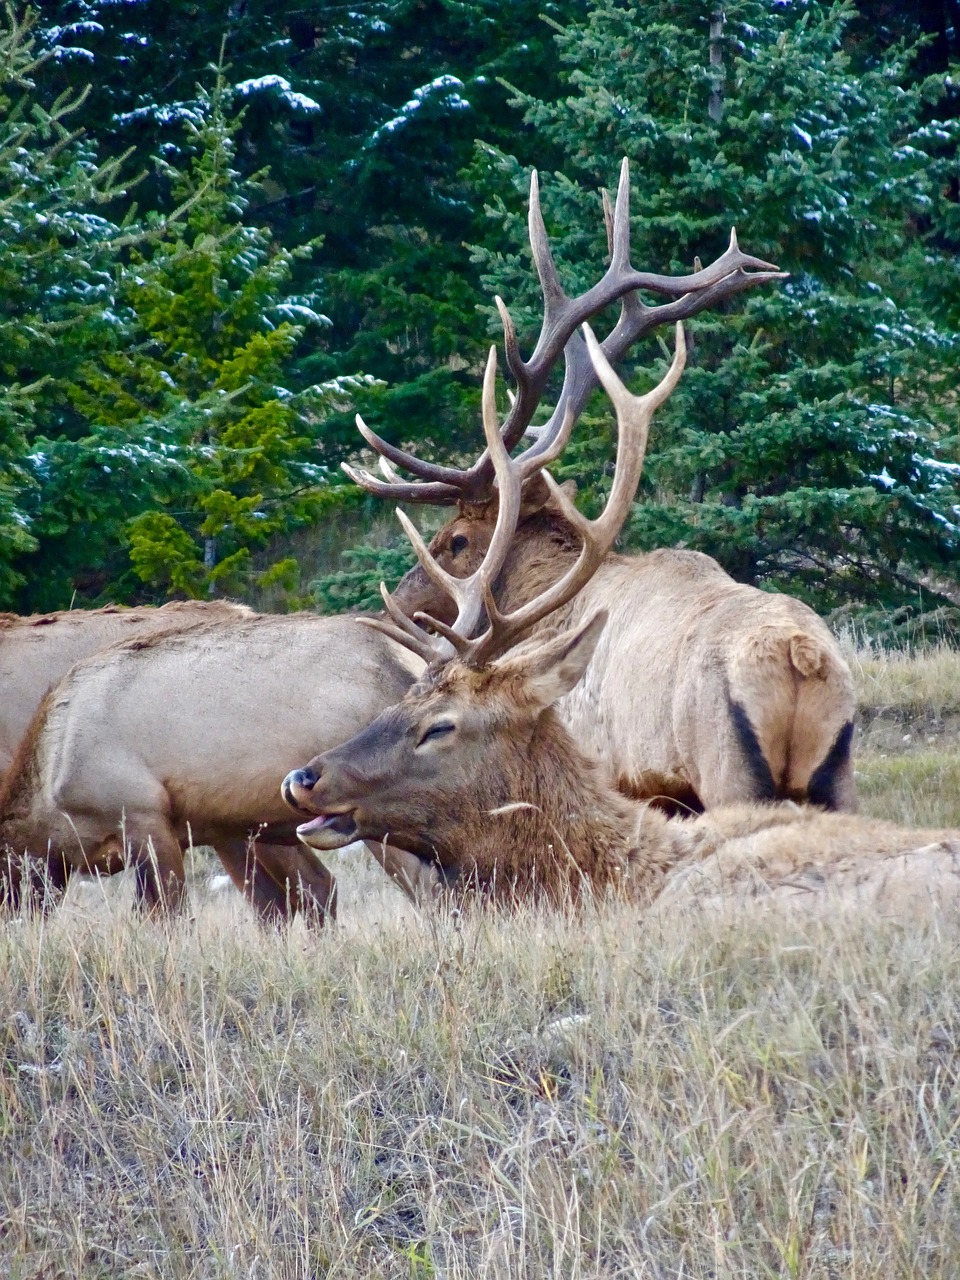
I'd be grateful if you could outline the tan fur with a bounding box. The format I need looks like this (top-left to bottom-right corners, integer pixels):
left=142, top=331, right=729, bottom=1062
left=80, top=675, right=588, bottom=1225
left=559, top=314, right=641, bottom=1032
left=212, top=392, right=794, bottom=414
left=0, top=612, right=434, bottom=920
left=0, top=600, right=252, bottom=784
left=393, top=504, right=857, bottom=812
left=286, top=625, right=960, bottom=920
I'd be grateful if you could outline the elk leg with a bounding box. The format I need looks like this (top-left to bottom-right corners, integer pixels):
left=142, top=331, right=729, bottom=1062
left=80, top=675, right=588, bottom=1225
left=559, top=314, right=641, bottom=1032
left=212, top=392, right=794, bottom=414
left=215, top=837, right=297, bottom=925
left=217, top=837, right=337, bottom=928
left=1, top=847, right=70, bottom=914
left=128, top=823, right=186, bottom=915
left=365, top=841, right=440, bottom=906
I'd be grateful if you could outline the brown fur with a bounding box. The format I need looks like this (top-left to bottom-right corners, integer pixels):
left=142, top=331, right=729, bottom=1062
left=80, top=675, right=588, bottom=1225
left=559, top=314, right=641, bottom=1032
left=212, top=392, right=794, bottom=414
left=392, top=496, right=857, bottom=813
left=0, top=611, right=435, bottom=920
left=286, top=617, right=960, bottom=918
left=0, top=599, right=253, bottom=784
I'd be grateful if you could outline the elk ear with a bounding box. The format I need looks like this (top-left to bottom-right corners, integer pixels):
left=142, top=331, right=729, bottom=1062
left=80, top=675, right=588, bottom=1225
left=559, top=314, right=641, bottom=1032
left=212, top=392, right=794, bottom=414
left=512, top=610, right=608, bottom=711
left=518, top=474, right=553, bottom=518
left=546, top=478, right=578, bottom=510
left=518, top=474, right=577, bottom=520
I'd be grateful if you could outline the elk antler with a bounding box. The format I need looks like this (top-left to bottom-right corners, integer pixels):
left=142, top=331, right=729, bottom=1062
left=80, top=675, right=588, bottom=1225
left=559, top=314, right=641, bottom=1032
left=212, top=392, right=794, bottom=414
left=365, top=321, right=686, bottom=669
left=344, top=159, right=783, bottom=506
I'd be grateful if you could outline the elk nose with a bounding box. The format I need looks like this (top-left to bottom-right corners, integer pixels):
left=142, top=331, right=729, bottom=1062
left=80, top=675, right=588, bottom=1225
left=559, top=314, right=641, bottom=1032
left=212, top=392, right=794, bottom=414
left=289, top=766, right=318, bottom=791
left=282, top=765, right=321, bottom=812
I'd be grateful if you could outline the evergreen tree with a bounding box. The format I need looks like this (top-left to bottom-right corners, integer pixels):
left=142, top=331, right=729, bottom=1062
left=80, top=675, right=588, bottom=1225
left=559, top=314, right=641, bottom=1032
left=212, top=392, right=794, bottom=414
left=471, top=0, right=960, bottom=612
left=0, top=5, right=130, bottom=605
left=35, top=2, right=588, bottom=466
left=10, top=66, right=372, bottom=611
left=70, top=79, right=366, bottom=604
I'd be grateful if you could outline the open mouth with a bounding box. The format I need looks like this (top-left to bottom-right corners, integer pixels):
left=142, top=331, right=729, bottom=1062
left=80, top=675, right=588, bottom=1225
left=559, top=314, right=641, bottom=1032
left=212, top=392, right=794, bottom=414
left=296, top=810, right=359, bottom=849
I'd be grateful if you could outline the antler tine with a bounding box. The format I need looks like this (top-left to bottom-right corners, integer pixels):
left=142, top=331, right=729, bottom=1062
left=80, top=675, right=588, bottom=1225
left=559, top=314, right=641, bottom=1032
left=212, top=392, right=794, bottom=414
left=350, top=415, right=470, bottom=495
left=361, top=610, right=446, bottom=666
left=376, top=344, right=525, bottom=667
left=466, top=322, right=687, bottom=667
left=609, top=157, right=631, bottom=271
left=341, top=462, right=463, bottom=505
left=344, top=162, right=781, bottom=509
left=527, top=168, right=565, bottom=306
left=602, top=186, right=614, bottom=260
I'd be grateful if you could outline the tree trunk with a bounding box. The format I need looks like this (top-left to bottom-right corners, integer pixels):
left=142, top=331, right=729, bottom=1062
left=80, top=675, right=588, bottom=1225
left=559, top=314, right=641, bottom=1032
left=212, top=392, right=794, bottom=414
left=709, top=7, right=725, bottom=124
left=204, top=536, right=217, bottom=596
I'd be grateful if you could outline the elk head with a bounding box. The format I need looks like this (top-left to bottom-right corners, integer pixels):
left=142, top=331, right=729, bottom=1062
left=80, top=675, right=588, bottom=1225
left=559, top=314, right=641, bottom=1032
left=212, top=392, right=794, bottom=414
left=283, top=323, right=686, bottom=897
left=344, top=159, right=784, bottom=625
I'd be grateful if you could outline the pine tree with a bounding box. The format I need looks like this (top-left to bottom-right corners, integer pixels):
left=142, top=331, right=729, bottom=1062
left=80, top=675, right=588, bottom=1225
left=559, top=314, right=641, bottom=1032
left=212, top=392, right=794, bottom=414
left=0, top=5, right=130, bottom=605
left=471, top=0, right=960, bottom=613
left=35, top=2, right=589, bottom=466
left=79, top=77, right=370, bottom=603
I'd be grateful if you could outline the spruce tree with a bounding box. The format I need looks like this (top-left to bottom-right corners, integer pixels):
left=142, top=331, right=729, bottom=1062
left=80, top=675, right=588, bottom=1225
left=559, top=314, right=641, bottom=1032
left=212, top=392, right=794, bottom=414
left=471, top=0, right=960, bottom=613
left=0, top=5, right=130, bottom=605
left=23, top=76, right=368, bottom=609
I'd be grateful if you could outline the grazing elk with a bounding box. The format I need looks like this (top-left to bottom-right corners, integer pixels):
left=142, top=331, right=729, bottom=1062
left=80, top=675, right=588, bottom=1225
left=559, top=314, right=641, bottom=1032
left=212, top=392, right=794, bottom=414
left=285, top=329, right=960, bottom=916
left=0, top=612, right=432, bottom=922
left=0, top=600, right=251, bottom=783
left=346, top=161, right=856, bottom=815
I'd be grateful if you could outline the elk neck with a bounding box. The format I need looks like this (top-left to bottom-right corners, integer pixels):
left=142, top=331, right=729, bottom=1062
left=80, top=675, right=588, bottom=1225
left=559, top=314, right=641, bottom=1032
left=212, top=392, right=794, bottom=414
left=496, top=509, right=600, bottom=623
left=463, top=692, right=690, bottom=904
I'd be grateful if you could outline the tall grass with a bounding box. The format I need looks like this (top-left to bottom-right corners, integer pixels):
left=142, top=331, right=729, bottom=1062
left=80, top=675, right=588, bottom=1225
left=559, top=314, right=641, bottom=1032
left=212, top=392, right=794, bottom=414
left=3, top=885, right=960, bottom=1278
left=851, top=643, right=960, bottom=827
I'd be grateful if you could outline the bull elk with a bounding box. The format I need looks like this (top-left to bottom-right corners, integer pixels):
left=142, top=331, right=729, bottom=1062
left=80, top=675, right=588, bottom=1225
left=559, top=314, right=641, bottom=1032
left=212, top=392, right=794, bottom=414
left=0, top=612, right=436, bottom=921
left=346, top=161, right=856, bottom=814
left=0, top=600, right=252, bottom=784
left=285, top=329, right=960, bottom=915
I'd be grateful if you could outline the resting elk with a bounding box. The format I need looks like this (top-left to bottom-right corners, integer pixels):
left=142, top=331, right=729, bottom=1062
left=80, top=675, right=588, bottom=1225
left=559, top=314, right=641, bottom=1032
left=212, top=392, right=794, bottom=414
left=347, top=161, right=856, bottom=815
left=285, top=328, right=960, bottom=916
left=0, top=612, right=433, bottom=921
left=0, top=600, right=251, bottom=784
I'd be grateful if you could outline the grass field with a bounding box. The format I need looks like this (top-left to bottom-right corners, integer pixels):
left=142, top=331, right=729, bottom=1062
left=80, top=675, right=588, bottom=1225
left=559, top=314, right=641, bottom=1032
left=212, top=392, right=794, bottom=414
left=1, top=646, right=959, bottom=1278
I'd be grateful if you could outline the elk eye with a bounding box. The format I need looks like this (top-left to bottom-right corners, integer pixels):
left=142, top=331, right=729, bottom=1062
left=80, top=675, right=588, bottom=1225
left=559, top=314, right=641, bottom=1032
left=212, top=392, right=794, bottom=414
left=417, top=721, right=455, bottom=747
left=449, top=535, right=469, bottom=556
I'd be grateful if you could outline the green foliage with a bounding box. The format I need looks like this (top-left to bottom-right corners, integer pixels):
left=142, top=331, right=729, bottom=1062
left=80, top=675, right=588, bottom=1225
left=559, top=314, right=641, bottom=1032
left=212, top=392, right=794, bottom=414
left=471, top=0, right=960, bottom=610
left=18, top=68, right=371, bottom=608
left=0, top=5, right=132, bottom=604
left=311, top=542, right=416, bottom=615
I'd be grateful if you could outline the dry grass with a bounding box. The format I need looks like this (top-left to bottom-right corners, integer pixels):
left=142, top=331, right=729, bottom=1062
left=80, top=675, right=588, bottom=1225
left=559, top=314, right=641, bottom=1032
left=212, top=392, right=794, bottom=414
left=849, top=643, right=960, bottom=827
left=4, top=885, right=960, bottom=1278
left=850, top=644, right=960, bottom=721
left=0, top=647, right=958, bottom=1278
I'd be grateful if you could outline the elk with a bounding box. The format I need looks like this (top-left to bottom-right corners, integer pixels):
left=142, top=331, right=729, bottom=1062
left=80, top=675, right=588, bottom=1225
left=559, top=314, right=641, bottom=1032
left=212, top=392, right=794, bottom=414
left=346, top=161, right=856, bottom=815
left=0, top=612, right=436, bottom=922
left=0, top=600, right=252, bottom=784
left=284, top=329, right=960, bottom=917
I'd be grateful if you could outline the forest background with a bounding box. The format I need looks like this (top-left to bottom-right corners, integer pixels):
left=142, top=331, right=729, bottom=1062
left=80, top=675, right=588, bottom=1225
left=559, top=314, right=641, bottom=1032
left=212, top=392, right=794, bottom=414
left=1, top=0, right=958, bottom=641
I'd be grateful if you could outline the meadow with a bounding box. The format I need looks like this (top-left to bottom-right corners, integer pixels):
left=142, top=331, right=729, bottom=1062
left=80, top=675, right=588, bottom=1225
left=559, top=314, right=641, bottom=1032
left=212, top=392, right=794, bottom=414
left=1, top=645, right=959, bottom=1279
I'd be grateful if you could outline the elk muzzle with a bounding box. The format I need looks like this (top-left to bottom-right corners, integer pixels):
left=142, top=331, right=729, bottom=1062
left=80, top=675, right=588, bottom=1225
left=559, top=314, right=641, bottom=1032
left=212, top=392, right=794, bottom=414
left=282, top=763, right=361, bottom=850
left=282, top=765, right=319, bottom=813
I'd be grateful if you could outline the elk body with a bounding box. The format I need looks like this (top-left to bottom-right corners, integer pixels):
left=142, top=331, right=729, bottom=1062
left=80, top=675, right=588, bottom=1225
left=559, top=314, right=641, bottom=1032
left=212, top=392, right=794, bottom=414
left=0, top=613, right=430, bottom=921
left=0, top=600, right=251, bottom=784
left=348, top=162, right=855, bottom=814
left=285, top=328, right=959, bottom=919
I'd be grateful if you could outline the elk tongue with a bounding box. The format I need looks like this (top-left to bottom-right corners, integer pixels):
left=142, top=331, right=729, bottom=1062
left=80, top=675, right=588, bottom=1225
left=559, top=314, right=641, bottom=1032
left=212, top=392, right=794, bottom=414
left=297, top=812, right=357, bottom=844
